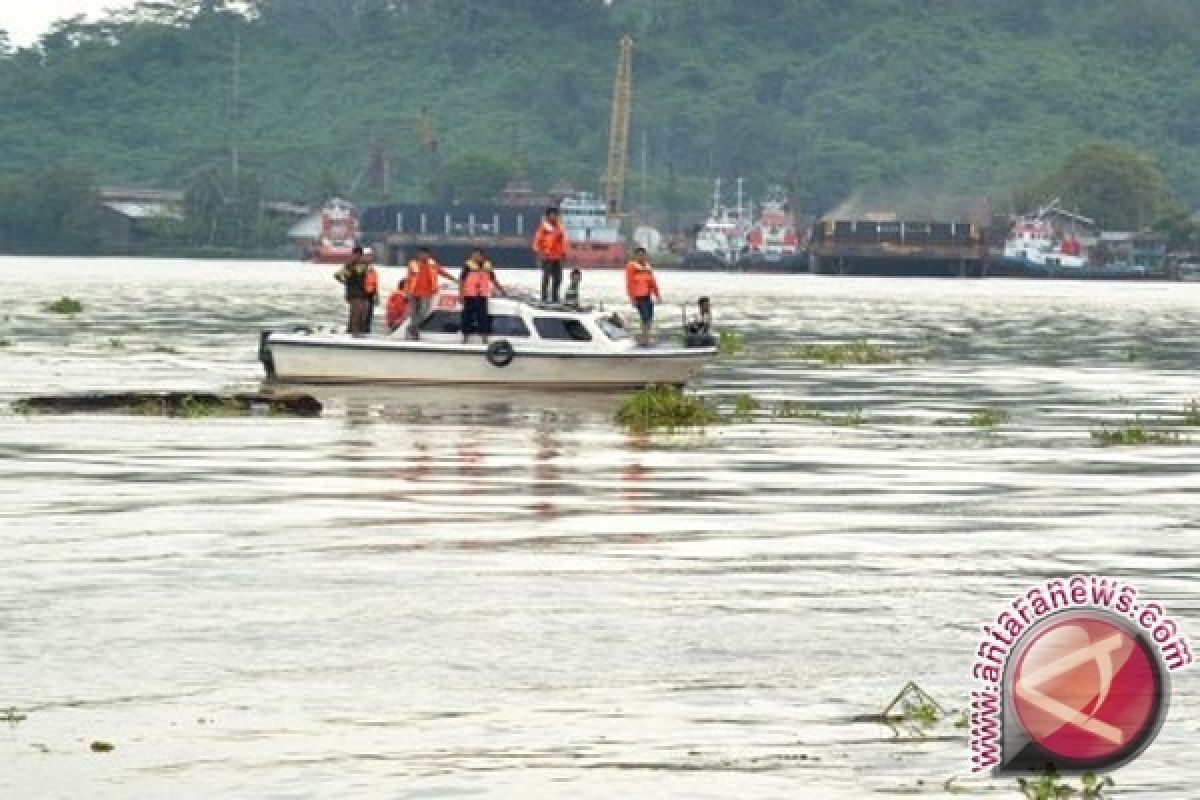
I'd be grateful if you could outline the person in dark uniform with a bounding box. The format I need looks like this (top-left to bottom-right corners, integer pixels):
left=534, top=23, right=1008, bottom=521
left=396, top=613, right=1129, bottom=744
left=334, top=246, right=372, bottom=336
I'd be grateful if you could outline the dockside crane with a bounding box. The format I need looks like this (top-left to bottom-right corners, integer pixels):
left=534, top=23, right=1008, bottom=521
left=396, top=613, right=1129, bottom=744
left=603, top=35, right=633, bottom=217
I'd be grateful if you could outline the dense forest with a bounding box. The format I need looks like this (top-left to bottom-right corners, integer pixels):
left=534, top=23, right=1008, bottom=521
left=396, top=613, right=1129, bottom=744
left=1, top=0, right=1199, bottom=253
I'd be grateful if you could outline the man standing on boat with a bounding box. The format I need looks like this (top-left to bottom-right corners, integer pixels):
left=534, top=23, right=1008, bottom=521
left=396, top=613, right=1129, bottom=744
left=625, top=246, right=661, bottom=345
left=404, top=247, right=457, bottom=340
left=460, top=248, right=506, bottom=344
left=531, top=207, right=568, bottom=304
left=334, top=246, right=372, bottom=337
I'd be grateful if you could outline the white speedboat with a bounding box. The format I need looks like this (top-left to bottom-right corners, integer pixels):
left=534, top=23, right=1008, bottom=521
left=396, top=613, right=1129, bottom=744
left=259, top=289, right=717, bottom=388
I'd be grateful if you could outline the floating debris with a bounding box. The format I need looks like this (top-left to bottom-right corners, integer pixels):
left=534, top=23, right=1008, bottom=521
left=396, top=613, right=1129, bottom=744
left=13, top=390, right=322, bottom=418
left=89, top=740, right=115, bottom=753
left=717, top=330, right=744, bottom=356
left=1017, top=766, right=1113, bottom=799
left=968, top=408, right=1010, bottom=427
left=615, top=385, right=717, bottom=433
left=879, top=681, right=945, bottom=728
left=45, top=296, right=84, bottom=315
left=1090, top=424, right=1187, bottom=446
left=2, top=706, right=27, bottom=725
left=785, top=340, right=907, bottom=366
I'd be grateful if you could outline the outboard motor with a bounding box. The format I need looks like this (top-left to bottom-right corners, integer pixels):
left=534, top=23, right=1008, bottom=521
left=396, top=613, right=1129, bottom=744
left=682, top=297, right=717, bottom=348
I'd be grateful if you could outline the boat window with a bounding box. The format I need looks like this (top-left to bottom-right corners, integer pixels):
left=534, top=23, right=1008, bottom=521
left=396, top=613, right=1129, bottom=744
left=533, top=317, right=593, bottom=341
left=491, top=315, right=530, bottom=337
left=420, top=310, right=461, bottom=333
left=597, top=317, right=631, bottom=340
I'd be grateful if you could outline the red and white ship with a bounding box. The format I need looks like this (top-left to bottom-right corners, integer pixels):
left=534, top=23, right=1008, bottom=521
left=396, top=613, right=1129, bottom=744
left=558, top=191, right=626, bottom=268
left=743, top=185, right=801, bottom=265
left=310, top=198, right=360, bottom=264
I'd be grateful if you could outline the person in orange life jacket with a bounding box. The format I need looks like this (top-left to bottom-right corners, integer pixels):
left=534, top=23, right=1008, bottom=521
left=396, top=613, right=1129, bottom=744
left=362, top=251, right=380, bottom=333
left=624, top=246, right=661, bottom=344
left=404, top=247, right=457, bottom=340
left=385, top=280, right=410, bottom=332
left=459, top=248, right=507, bottom=344
left=334, top=245, right=372, bottom=336
left=531, top=206, right=568, bottom=304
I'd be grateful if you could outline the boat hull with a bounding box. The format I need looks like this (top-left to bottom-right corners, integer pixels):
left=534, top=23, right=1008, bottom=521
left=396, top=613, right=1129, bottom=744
left=261, top=334, right=715, bottom=388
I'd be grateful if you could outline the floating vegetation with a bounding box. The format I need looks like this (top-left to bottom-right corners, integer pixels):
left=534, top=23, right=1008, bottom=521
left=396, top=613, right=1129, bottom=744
left=151, top=344, right=180, bottom=355
left=785, top=339, right=906, bottom=366
left=1182, top=398, right=1200, bottom=426
left=717, top=330, right=744, bottom=356
left=615, top=385, right=717, bottom=433
left=879, top=681, right=945, bottom=728
left=45, top=296, right=83, bottom=315
left=1, top=706, right=27, bottom=725
left=770, top=401, right=865, bottom=427
left=0, top=337, right=11, bottom=347
left=773, top=401, right=824, bottom=421
left=731, top=393, right=759, bottom=421
left=1090, top=423, right=1187, bottom=446
left=1017, top=766, right=1113, bottom=799
left=89, top=740, right=115, bottom=753
left=14, top=390, right=322, bottom=418
left=968, top=408, right=1010, bottom=427
left=107, top=338, right=125, bottom=350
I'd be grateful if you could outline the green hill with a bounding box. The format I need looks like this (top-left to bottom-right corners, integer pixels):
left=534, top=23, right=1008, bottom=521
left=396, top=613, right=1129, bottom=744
left=1, top=0, right=1198, bottom=224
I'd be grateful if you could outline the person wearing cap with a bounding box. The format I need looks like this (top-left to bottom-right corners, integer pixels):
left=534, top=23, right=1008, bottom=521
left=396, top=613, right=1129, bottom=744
left=334, top=245, right=372, bottom=336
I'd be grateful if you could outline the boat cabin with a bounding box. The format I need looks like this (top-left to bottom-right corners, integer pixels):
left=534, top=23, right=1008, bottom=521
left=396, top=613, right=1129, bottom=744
left=393, top=288, right=637, bottom=351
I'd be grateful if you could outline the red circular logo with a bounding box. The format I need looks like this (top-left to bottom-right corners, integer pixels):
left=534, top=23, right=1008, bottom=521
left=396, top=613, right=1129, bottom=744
left=1009, top=613, right=1164, bottom=768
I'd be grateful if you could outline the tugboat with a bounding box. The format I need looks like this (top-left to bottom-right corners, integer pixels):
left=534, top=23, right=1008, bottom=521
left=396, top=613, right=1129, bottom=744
left=1002, top=208, right=1087, bottom=271
left=683, top=178, right=751, bottom=270
left=259, top=286, right=717, bottom=388
left=740, top=184, right=804, bottom=272
left=558, top=191, right=626, bottom=268
left=309, top=198, right=360, bottom=264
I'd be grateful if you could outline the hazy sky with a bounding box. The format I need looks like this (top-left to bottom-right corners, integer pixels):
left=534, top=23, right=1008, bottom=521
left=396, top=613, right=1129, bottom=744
left=0, top=1, right=134, bottom=45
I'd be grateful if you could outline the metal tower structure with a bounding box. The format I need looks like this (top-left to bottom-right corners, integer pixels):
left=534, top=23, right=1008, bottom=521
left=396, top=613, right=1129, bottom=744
left=603, top=35, right=633, bottom=216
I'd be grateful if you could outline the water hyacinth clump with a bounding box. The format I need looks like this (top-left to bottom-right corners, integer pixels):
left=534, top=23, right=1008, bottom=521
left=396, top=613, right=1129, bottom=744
left=45, top=296, right=84, bottom=315
left=1090, top=423, right=1187, bottom=446
left=717, top=330, right=744, bottom=356
left=968, top=408, right=1010, bottom=427
left=787, top=340, right=905, bottom=366
left=615, top=385, right=718, bottom=433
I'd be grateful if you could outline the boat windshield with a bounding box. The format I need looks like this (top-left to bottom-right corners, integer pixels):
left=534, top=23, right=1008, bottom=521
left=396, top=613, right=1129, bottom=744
left=597, top=316, right=631, bottom=341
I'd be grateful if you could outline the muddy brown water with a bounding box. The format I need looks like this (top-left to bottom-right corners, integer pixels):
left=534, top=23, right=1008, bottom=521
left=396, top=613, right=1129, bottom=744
left=1, top=258, right=1198, bottom=798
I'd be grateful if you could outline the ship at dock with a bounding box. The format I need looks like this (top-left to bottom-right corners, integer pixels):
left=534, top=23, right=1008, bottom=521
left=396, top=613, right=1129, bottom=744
left=360, top=190, right=627, bottom=270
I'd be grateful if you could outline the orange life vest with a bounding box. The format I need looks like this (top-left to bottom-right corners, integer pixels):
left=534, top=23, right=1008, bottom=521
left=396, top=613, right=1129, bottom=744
left=462, top=258, right=495, bottom=299
left=532, top=220, right=568, bottom=261
left=405, top=258, right=440, bottom=297
left=364, top=266, right=379, bottom=296
left=386, top=291, right=409, bottom=329
left=625, top=260, right=659, bottom=300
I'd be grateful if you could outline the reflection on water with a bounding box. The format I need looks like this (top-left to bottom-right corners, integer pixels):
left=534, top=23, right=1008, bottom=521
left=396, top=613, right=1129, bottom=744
left=1, top=259, right=1199, bottom=799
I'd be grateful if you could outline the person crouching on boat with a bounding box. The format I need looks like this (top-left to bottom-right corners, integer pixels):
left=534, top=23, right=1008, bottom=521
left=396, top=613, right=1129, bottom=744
left=386, top=280, right=410, bottom=333
left=625, top=247, right=661, bottom=345
left=460, top=248, right=507, bottom=344
left=405, top=247, right=457, bottom=340
left=334, top=246, right=372, bottom=337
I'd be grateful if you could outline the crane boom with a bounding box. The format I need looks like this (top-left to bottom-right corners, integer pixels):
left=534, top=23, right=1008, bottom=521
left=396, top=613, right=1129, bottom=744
left=603, top=35, right=633, bottom=216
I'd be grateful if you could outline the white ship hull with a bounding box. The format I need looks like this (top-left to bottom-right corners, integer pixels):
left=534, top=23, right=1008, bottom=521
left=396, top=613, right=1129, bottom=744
left=262, top=335, right=714, bottom=388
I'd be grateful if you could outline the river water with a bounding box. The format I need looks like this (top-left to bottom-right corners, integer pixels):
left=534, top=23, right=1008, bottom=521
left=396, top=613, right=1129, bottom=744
left=1, top=258, right=1198, bottom=799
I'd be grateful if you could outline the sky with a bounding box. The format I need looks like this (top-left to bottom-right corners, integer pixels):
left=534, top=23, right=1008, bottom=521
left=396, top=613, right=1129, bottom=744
left=0, top=1, right=134, bottom=46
